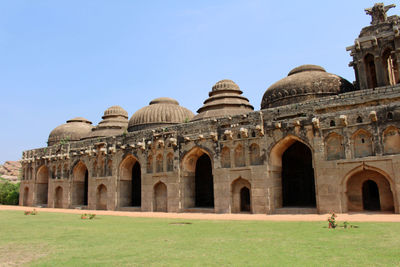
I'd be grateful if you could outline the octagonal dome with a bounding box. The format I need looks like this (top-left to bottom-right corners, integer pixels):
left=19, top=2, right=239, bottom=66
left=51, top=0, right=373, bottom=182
left=128, top=97, right=194, bottom=132
left=261, top=65, right=355, bottom=109
left=192, top=79, right=254, bottom=121
left=88, top=105, right=128, bottom=138
left=48, top=117, right=93, bottom=146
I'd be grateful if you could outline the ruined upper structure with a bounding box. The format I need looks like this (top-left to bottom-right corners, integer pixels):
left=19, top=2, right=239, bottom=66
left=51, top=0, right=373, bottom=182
left=128, top=97, right=194, bottom=132
left=347, top=3, right=400, bottom=90
left=261, top=65, right=354, bottom=109
left=20, top=4, right=400, bottom=216
left=192, top=79, right=254, bottom=121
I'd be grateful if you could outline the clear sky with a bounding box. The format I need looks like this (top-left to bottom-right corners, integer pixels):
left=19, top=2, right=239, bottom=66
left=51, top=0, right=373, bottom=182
left=0, top=1, right=397, bottom=163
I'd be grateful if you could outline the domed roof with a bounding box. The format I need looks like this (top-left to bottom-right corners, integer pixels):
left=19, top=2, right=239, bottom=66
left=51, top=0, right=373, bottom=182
left=261, top=65, right=355, bottom=109
left=48, top=117, right=93, bottom=146
left=128, top=97, right=194, bottom=132
left=192, top=79, right=254, bottom=121
left=88, top=105, right=128, bottom=138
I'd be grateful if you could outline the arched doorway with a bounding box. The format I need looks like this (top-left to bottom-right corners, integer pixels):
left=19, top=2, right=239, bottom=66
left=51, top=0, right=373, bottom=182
left=72, top=162, right=88, bottom=207
left=231, top=178, right=251, bottom=213
left=154, top=182, right=167, bottom=212
left=362, top=180, right=381, bottom=211
left=96, top=184, right=107, bottom=210
left=119, top=156, right=141, bottom=207
left=23, top=187, right=29, bottom=206
left=346, top=169, right=394, bottom=212
left=240, top=187, right=251, bottom=212
left=181, top=148, right=214, bottom=210
left=54, top=186, right=63, bottom=208
left=282, top=141, right=316, bottom=207
left=35, top=166, right=49, bottom=206
left=195, top=154, right=214, bottom=207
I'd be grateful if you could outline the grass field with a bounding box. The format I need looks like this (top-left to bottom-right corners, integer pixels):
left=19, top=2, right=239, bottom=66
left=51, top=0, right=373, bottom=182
left=0, top=211, right=399, bottom=266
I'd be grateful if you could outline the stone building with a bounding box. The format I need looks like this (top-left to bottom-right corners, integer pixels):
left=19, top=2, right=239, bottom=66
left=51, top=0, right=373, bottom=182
left=20, top=4, right=400, bottom=214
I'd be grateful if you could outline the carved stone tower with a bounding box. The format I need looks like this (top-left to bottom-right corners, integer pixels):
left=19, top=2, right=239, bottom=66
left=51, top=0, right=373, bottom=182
left=347, top=3, right=400, bottom=89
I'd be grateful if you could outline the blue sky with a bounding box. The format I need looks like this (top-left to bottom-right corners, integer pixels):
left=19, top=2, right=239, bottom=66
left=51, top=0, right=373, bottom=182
left=0, top=1, right=396, bottom=163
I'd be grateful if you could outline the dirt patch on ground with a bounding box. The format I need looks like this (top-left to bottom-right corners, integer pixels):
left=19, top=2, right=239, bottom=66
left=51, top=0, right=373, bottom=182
left=1, top=205, right=400, bottom=222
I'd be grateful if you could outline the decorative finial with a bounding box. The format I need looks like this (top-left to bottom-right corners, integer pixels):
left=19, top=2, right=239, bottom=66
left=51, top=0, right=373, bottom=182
left=365, top=3, right=396, bottom=25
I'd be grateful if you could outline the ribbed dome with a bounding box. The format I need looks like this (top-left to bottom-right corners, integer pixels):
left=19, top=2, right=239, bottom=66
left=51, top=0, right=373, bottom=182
left=261, top=65, right=355, bottom=109
left=48, top=117, right=93, bottom=146
left=128, top=97, right=194, bottom=132
left=192, top=79, right=254, bottom=121
left=89, top=105, right=128, bottom=138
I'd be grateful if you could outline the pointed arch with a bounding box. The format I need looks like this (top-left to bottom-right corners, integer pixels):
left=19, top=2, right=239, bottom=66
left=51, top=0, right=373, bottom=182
left=269, top=135, right=316, bottom=209
left=96, top=184, right=108, bottom=210
left=156, top=153, right=163, bottom=173
left=231, top=177, right=251, bottom=213
left=35, top=165, right=49, bottom=206
left=325, top=132, right=345, bottom=160
left=221, top=146, right=231, bottom=168
left=352, top=129, right=373, bottom=158
left=54, top=186, right=63, bottom=208
left=154, top=181, right=167, bottom=212
left=249, top=143, right=262, bottom=165
left=383, top=126, right=400, bottom=155
left=342, top=165, right=395, bottom=213
left=72, top=161, right=89, bottom=206
left=119, top=154, right=141, bottom=207
left=166, top=153, right=174, bottom=172
left=364, top=53, right=378, bottom=88
left=382, top=48, right=399, bottom=85
left=234, top=144, right=245, bottom=167
left=181, top=146, right=214, bottom=209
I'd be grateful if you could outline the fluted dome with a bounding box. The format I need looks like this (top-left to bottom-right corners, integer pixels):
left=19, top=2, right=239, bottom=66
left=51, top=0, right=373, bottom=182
left=261, top=65, right=355, bottom=109
left=48, top=117, right=93, bottom=146
left=192, top=79, right=254, bottom=121
left=128, top=97, right=194, bottom=132
left=89, top=105, right=128, bottom=138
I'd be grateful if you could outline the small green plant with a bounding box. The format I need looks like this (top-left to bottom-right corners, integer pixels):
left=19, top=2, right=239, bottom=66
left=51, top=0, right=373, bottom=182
left=59, top=136, right=70, bottom=145
left=81, top=213, right=96, bottom=220
left=24, top=209, right=38, bottom=215
left=328, top=212, right=337, bottom=229
left=183, top=117, right=190, bottom=123
left=122, top=130, right=128, bottom=137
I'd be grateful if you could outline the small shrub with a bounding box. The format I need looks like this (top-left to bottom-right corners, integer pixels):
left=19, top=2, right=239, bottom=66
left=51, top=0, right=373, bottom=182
left=328, top=212, right=337, bottom=229
left=0, top=182, right=20, bottom=205
left=24, top=209, right=38, bottom=215
left=81, top=213, right=96, bottom=220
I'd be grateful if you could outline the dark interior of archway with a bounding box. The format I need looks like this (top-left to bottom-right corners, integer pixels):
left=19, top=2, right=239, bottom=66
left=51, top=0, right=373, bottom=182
left=132, top=162, right=141, bottom=206
left=282, top=141, right=316, bottom=207
left=195, top=154, right=214, bottom=207
left=362, top=180, right=381, bottom=211
left=84, top=170, right=88, bottom=205
left=240, top=187, right=250, bottom=212
left=365, top=54, right=378, bottom=88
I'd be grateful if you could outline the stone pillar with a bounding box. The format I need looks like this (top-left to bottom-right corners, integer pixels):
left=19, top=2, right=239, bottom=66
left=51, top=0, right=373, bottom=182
left=357, top=59, right=368, bottom=90
left=375, top=55, right=387, bottom=87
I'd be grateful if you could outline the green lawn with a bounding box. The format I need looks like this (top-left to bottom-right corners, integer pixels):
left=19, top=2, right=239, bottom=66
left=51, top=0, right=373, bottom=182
left=0, top=211, right=399, bottom=266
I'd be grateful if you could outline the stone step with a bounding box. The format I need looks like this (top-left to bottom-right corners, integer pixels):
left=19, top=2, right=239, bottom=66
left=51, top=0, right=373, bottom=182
left=274, top=207, right=317, bottom=214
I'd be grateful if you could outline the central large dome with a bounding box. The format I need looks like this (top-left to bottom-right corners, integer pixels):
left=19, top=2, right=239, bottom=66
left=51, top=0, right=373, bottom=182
left=128, top=97, right=194, bottom=132
left=261, top=65, right=355, bottom=109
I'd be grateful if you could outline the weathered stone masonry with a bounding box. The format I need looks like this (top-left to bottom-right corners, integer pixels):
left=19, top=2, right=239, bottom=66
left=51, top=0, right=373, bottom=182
left=19, top=4, right=400, bottom=214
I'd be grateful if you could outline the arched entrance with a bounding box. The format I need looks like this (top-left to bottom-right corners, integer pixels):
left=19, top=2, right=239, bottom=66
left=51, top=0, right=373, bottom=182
left=362, top=180, right=380, bottom=211
left=119, top=156, right=141, bottom=207
left=96, top=184, right=107, bottom=210
left=231, top=178, right=251, bottom=213
left=23, top=187, right=29, bottom=206
left=181, top=147, right=214, bottom=210
left=195, top=154, right=214, bottom=207
left=54, top=186, right=63, bottom=208
left=35, top=166, right=49, bottom=206
left=346, top=169, right=394, bottom=212
left=240, top=187, right=251, bottom=212
left=282, top=141, right=316, bottom=207
left=154, top=182, right=167, bottom=212
left=72, top=162, right=88, bottom=207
